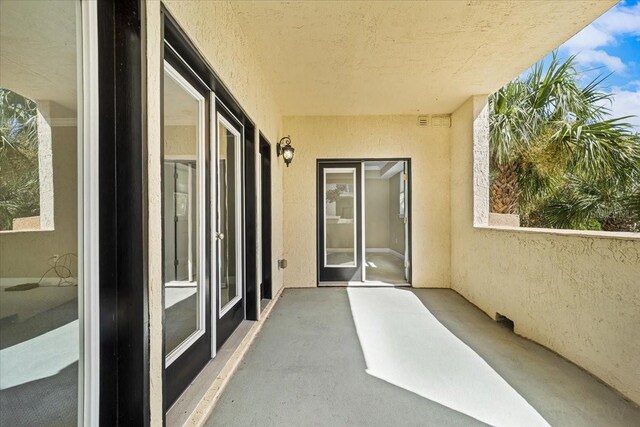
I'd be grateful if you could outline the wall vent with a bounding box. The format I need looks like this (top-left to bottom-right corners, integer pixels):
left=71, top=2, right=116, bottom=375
left=431, top=114, right=451, bottom=128
left=417, top=115, right=430, bottom=127
left=495, top=312, right=514, bottom=332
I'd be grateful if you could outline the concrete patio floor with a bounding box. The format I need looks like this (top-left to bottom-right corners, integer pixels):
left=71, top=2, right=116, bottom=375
left=206, top=288, right=640, bottom=426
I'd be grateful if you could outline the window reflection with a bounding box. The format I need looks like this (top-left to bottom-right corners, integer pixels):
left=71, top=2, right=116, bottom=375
left=162, top=64, right=203, bottom=360
left=0, top=1, right=81, bottom=425
left=325, top=169, right=356, bottom=267
left=218, top=120, right=241, bottom=310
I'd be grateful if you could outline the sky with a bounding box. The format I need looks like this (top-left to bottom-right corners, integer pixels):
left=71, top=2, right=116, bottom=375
left=538, top=0, right=640, bottom=128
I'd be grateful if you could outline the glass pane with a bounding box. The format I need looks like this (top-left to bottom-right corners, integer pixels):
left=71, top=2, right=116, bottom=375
left=363, top=161, right=407, bottom=283
left=0, top=1, right=81, bottom=425
left=163, top=65, right=201, bottom=357
left=325, top=169, right=356, bottom=266
left=175, top=163, right=197, bottom=282
left=219, top=120, right=240, bottom=310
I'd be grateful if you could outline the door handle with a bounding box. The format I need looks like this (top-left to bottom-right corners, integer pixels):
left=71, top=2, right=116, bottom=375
left=216, top=232, right=225, bottom=240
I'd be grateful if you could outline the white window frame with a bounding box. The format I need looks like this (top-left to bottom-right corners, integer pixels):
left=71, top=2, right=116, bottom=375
left=324, top=167, right=357, bottom=268
left=163, top=61, right=207, bottom=367
left=209, top=93, right=217, bottom=357
left=217, top=113, right=244, bottom=318
left=80, top=0, right=100, bottom=424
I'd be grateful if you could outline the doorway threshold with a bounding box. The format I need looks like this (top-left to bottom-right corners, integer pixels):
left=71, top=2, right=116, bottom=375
left=318, top=281, right=411, bottom=288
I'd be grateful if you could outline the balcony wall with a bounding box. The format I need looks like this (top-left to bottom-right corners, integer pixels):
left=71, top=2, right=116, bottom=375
left=145, top=0, right=286, bottom=422
left=450, top=96, right=640, bottom=404
left=282, top=115, right=451, bottom=288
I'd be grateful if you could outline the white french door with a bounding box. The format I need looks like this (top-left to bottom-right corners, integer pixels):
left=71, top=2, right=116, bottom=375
left=213, top=107, right=245, bottom=349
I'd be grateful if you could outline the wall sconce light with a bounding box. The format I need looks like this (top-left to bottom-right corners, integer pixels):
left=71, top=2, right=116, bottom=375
left=277, top=136, right=295, bottom=167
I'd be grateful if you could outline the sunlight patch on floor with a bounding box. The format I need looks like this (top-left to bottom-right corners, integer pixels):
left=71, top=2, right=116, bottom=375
left=165, top=282, right=198, bottom=309
left=347, top=287, right=550, bottom=426
left=0, top=320, right=78, bottom=390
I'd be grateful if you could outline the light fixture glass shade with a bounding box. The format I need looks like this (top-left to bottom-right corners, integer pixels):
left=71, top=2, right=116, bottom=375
left=283, top=145, right=294, bottom=166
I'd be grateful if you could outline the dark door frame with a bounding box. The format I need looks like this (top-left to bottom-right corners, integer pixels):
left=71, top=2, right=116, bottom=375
left=244, top=124, right=258, bottom=321
left=316, top=158, right=412, bottom=285
left=259, top=134, right=273, bottom=300
left=97, top=0, right=149, bottom=424
left=160, top=5, right=259, bottom=410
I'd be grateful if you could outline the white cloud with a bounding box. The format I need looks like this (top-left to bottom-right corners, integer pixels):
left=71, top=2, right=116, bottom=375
left=560, top=2, right=640, bottom=73
left=562, top=25, right=613, bottom=51
left=572, top=49, right=626, bottom=72
left=627, top=80, right=640, bottom=89
left=598, top=2, right=640, bottom=35
left=610, top=87, right=640, bottom=129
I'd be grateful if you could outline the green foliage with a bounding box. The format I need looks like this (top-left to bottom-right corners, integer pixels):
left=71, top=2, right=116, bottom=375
left=535, top=174, right=639, bottom=231
left=489, top=53, right=640, bottom=232
left=0, top=88, right=41, bottom=231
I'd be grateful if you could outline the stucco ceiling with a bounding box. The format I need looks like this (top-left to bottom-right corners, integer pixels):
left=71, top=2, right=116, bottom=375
left=0, top=1, right=77, bottom=114
left=231, top=0, right=616, bottom=116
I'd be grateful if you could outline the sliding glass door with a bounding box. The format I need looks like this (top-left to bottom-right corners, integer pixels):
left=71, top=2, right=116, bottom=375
left=363, top=160, right=410, bottom=284
left=317, top=160, right=411, bottom=285
left=0, top=0, right=99, bottom=424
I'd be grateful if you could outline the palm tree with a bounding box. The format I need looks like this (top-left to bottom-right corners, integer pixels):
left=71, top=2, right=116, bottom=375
left=488, top=53, right=640, bottom=231
left=536, top=173, right=639, bottom=232
left=0, top=88, right=41, bottom=230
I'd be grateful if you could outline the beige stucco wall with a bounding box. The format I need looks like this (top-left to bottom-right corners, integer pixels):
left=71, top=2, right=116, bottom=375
left=146, top=1, right=285, bottom=423
left=450, top=96, right=640, bottom=404
left=282, top=115, right=450, bottom=288
left=0, top=126, right=78, bottom=280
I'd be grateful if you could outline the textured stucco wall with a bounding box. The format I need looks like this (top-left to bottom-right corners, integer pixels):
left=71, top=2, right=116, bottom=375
left=0, top=126, right=78, bottom=279
left=282, top=115, right=450, bottom=288
left=146, top=3, right=163, bottom=423
left=146, top=1, right=284, bottom=423
left=450, top=96, right=640, bottom=404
